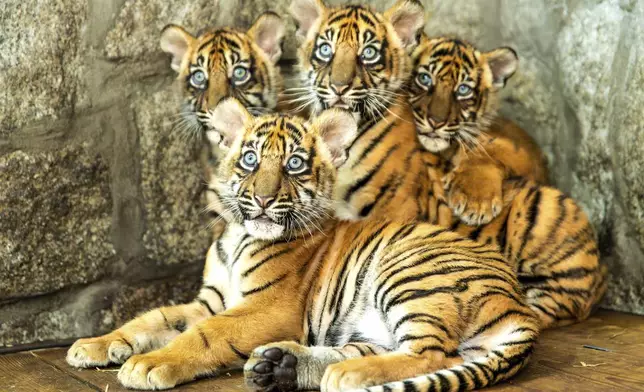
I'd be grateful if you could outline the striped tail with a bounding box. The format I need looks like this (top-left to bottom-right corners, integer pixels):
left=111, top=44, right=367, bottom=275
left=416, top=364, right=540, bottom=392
left=353, top=337, right=536, bottom=392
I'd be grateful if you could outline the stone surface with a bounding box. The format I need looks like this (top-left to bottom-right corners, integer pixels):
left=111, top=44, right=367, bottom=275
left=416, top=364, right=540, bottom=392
left=0, top=275, right=201, bottom=347
left=133, top=87, right=212, bottom=266
left=0, top=145, right=114, bottom=299
left=0, top=0, right=88, bottom=133
left=105, top=0, right=221, bottom=60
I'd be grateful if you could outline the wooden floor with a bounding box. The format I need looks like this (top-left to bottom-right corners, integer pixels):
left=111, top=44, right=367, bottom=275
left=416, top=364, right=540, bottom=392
left=2, top=310, right=643, bottom=392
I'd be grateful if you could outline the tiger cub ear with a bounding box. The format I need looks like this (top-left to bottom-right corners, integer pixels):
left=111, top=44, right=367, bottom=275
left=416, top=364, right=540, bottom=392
left=289, top=0, right=327, bottom=40
left=160, top=24, right=195, bottom=72
left=248, top=12, right=286, bottom=64
left=484, top=47, right=519, bottom=89
left=384, top=0, right=426, bottom=48
left=313, top=109, right=358, bottom=167
left=206, top=98, right=253, bottom=148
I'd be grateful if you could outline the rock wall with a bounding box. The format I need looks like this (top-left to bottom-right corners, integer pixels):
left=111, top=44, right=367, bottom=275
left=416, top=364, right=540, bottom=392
left=1, top=0, right=643, bottom=347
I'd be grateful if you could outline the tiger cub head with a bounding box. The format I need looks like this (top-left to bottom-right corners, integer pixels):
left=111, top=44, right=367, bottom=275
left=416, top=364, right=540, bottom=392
left=160, top=13, right=286, bottom=138
left=205, top=98, right=357, bottom=240
left=289, top=0, right=425, bottom=123
left=408, top=35, right=519, bottom=153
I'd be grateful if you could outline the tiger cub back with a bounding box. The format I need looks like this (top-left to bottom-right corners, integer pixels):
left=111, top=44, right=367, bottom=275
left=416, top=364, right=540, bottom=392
left=409, top=34, right=549, bottom=225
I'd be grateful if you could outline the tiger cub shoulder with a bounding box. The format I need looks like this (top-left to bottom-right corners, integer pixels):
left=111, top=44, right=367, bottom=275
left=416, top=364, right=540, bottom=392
left=408, top=34, right=549, bottom=225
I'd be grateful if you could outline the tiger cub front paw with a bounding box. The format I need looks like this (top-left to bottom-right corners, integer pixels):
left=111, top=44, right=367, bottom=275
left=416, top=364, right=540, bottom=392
left=118, top=350, right=193, bottom=390
left=66, top=334, right=134, bottom=368
left=443, top=169, right=503, bottom=226
left=244, top=343, right=302, bottom=392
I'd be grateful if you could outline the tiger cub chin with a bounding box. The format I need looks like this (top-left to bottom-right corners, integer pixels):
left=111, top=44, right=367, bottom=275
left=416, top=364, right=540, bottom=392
left=68, top=98, right=539, bottom=392
left=160, top=12, right=286, bottom=238
left=409, top=34, right=549, bottom=225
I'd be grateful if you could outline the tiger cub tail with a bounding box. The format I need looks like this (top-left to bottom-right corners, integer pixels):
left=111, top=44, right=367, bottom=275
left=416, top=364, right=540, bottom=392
left=358, top=325, right=537, bottom=392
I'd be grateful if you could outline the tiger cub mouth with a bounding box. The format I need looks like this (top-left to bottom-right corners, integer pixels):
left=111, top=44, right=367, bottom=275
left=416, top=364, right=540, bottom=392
left=244, top=216, right=285, bottom=240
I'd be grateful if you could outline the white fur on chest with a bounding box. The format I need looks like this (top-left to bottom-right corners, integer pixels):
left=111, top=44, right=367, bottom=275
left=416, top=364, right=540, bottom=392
left=354, top=306, right=396, bottom=349
left=203, top=223, right=248, bottom=309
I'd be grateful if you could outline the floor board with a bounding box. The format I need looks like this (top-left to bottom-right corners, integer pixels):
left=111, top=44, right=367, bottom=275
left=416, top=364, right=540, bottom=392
left=2, top=310, right=643, bottom=391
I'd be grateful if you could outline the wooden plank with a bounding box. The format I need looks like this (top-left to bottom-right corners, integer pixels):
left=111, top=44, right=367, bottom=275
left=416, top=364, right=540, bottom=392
left=33, top=348, right=249, bottom=392
left=541, top=311, right=644, bottom=358
left=490, top=360, right=619, bottom=392
left=530, top=340, right=644, bottom=390
left=7, top=309, right=644, bottom=392
left=0, top=351, right=97, bottom=392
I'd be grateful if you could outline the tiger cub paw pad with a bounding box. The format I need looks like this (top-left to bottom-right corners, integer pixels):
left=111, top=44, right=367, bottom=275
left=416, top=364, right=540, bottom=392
left=245, top=346, right=299, bottom=391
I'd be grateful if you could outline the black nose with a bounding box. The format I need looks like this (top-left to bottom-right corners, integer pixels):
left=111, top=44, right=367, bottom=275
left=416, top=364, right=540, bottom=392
left=427, top=115, right=447, bottom=128
left=330, top=83, right=350, bottom=96
left=254, top=195, right=275, bottom=209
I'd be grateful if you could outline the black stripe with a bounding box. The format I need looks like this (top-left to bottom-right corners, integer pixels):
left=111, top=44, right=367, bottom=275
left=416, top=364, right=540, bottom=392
left=197, top=298, right=216, bottom=315
left=159, top=310, right=171, bottom=330
left=228, top=341, right=249, bottom=360
left=399, top=333, right=445, bottom=344
left=351, top=122, right=396, bottom=168
left=462, top=363, right=483, bottom=389
left=242, top=248, right=292, bottom=278
left=242, top=273, right=288, bottom=296
left=514, top=189, right=542, bottom=262
left=452, top=368, right=468, bottom=390
left=197, top=327, right=210, bottom=349
left=121, top=337, right=134, bottom=351
left=436, top=372, right=451, bottom=392
left=467, top=309, right=535, bottom=339
left=203, top=285, right=226, bottom=308
left=403, top=380, right=419, bottom=392
left=343, top=144, right=399, bottom=201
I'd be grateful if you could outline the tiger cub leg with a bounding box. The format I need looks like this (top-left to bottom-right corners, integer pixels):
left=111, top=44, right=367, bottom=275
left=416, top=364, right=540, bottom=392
left=320, top=320, right=462, bottom=392
left=117, top=302, right=304, bottom=390
left=320, top=306, right=538, bottom=391
left=244, top=341, right=387, bottom=392
left=507, top=187, right=607, bottom=329
left=66, top=299, right=216, bottom=368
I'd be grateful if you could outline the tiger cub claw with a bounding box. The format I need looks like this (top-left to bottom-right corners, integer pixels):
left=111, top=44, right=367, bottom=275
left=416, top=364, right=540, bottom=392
left=443, top=171, right=503, bottom=226
left=245, top=345, right=299, bottom=392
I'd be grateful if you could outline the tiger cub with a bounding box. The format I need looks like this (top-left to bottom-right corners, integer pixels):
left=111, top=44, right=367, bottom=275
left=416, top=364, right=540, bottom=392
left=160, top=12, right=285, bottom=237
left=289, top=0, right=433, bottom=222
left=68, top=99, right=538, bottom=391
left=409, top=37, right=607, bottom=328
left=408, top=34, right=549, bottom=225
left=289, top=0, right=606, bottom=329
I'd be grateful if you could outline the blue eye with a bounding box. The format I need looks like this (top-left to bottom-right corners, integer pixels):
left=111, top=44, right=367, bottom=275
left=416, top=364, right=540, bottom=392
left=232, top=66, right=249, bottom=84
left=190, top=70, right=207, bottom=88
left=457, top=84, right=472, bottom=96
left=241, top=151, right=258, bottom=169
left=287, top=156, right=305, bottom=172
left=417, top=73, right=432, bottom=87
left=361, top=46, right=379, bottom=62
left=317, top=43, right=333, bottom=60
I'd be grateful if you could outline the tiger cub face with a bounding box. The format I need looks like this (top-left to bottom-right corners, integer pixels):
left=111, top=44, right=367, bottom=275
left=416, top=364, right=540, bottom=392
left=204, top=98, right=357, bottom=240
left=160, top=13, right=286, bottom=138
left=289, top=0, right=424, bottom=122
left=409, top=35, right=519, bottom=153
